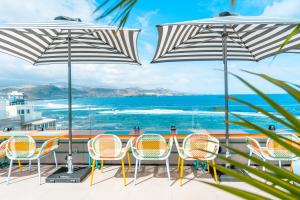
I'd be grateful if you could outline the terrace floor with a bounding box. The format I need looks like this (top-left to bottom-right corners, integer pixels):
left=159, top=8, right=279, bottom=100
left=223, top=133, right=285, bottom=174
left=0, top=165, right=272, bottom=200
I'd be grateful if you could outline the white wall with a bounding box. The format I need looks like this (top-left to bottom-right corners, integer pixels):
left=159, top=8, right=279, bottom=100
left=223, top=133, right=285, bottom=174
left=0, top=99, right=7, bottom=119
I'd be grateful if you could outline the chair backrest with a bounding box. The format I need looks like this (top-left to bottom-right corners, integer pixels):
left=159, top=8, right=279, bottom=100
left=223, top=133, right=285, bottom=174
left=92, top=134, right=122, bottom=158
left=182, top=134, right=219, bottom=158
left=246, top=136, right=264, bottom=155
left=266, top=134, right=299, bottom=158
left=6, top=136, right=36, bottom=158
left=0, top=140, right=8, bottom=159
left=40, top=138, right=59, bottom=155
left=135, top=134, right=167, bottom=158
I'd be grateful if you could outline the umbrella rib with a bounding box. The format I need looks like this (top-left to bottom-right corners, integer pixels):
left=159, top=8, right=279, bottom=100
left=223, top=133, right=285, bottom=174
left=158, top=25, right=225, bottom=59
left=160, top=25, right=205, bottom=57
left=164, top=25, right=222, bottom=54
left=70, top=38, right=130, bottom=59
left=33, top=29, right=65, bottom=65
left=227, top=26, right=257, bottom=61
left=84, top=30, right=136, bottom=61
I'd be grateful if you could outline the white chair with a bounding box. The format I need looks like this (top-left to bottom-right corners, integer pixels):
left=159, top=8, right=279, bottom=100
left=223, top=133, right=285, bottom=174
left=131, top=134, right=173, bottom=185
left=88, top=134, right=132, bottom=186
left=174, top=134, right=219, bottom=186
left=6, top=136, right=59, bottom=184
left=246, top=134, right=299, bottom=171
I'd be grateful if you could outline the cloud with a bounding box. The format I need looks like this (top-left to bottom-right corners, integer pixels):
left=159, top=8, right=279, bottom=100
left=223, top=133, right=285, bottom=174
left=262, top=0, right=300, bottom=18
left=136, top=10, right=159, bottom=34
left=0, top=0, right=97, bottom=23
left=0, top=0, right=300, bottom=94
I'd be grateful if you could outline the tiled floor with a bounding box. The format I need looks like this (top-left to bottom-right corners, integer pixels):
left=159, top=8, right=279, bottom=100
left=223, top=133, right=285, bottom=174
left=0, top=165, right=272, bottom=200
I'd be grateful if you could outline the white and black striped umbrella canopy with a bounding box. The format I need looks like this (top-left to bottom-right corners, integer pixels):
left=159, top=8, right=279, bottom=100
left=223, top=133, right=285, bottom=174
left=0, top=20, right=141, bottom=65
left=0, top=18, right=141, bottom=174
left=152, top=14, right=300, bottom=63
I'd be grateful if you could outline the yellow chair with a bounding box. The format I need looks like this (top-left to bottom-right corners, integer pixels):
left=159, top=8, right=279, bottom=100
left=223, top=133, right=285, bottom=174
left=266, top=134, right=299, bottom=170
left=246, top=134, right=299, bottom=171
left=88, top=134, right=132, bottom=186
left=174, top=134, right=219, bottom=186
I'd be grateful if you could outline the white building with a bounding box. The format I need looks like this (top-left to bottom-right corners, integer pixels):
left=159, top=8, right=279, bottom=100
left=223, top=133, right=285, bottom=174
left=0, top=91, right=56, bottom=131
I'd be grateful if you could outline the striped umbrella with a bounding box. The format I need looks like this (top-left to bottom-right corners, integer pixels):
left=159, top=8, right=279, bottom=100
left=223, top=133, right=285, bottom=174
left=152, top=12, right=300, bottom=158
left=0, top=16, right=140, bottom=175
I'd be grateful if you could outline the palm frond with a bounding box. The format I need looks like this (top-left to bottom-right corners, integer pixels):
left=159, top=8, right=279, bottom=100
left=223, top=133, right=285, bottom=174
left=94, top=0, right=138, bottom=28
left=217, top=149, right=300, bottom=195
left=241, top=70, right=300, bottom=102
left=229, top=72, right=300, bottom=130
left=278, top=24, right=300, bottom=53
left=225, top=145, right=300, bottom=183
left=215, top=165, right=296, bottom=200
left=229, top=96, right=299, bottom=132
left=230, top=0, right=235, bottom=6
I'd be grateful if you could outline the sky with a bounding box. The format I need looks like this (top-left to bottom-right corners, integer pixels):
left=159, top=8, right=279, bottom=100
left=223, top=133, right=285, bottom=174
left=0, top=0, right=300, bottom=94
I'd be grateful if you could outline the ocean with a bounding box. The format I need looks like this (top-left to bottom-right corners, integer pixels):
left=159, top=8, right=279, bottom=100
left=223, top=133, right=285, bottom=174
left=33, top=94, right=299, bottom=134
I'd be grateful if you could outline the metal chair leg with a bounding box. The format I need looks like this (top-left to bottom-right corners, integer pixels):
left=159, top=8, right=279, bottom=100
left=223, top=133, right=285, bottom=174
left=138, top=159, right=141, bottom=171
left=279, top=160, right=282, bottom=168
left=37, top=159, right=41, bottom=185
left=29, top=160, right=31, bottom=172
left=290, top=161, right=293, bottom=173
left=53, top=151, right=58, bottom=168
left=18, top=160, right=22, bottom=173
left=134, top=159, right=139, bottom=185
left=180, top=159, right=184, bottom=186
left=207, top=160, right=210, bottom=174
left=248, top=151, right=252, bottom=166
left=101, top=160, right=104, bottom=173
left=166, top=159, right=171, bottom=186
left=90, top=159, right=96, bottom=186
left=121, top=159, right=126, bottom=186
left=212, top=160, right=219, bottom=184
left=7, top=159, right=13, bottom=184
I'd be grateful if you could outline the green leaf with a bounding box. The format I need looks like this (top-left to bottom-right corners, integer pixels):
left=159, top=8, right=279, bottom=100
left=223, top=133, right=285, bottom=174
left=93, top=0, right=109, bottom=14
left=278, top=24, right=300, bottom=53
left=228, top=119, right=300, bottom=157
left=225, top=144, right=300, bottom=183
left=230, top=0, right=235, bottom=6
left=215, top=106, right=300, bottom=155
left=230, top=73, right=300, bottom=130
left=217, top=152, right=300, bottom=196
left=94, top=0, right=138, bottom=28
left=215, top=165, right=296, bottom=200
left=229, top=96, right=300, bottom=132
left=201, top=181, right=271, bottom=200
left=241, top=70, right=300, bottom=103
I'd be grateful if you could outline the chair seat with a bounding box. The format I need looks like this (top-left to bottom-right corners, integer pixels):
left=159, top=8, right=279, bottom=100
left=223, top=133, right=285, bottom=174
left=259, top=147, right=298, bottom=161
left=178, top=147, right=216, bottom=161
left=90, top=147, right=127, bottom=161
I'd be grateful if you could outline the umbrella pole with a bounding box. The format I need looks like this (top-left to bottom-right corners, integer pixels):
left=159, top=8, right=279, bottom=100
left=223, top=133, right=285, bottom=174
left=67, top=30, right=74, bottom=174
left=222, top=29, right=231, bottom=162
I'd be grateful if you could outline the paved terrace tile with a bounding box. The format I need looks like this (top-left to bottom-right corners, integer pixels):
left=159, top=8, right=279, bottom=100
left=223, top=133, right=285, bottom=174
left=0, top=165, right=274, bottom=200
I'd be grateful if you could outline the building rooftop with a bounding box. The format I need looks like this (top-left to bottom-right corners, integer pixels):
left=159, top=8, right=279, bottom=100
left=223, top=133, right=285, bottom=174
left=23, top=118, right=56, bottom=125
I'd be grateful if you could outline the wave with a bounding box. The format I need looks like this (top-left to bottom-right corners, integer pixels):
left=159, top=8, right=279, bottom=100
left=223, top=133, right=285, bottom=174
left=37, top=103, right=111, bottom=111
left=98, top=109, right=270, bottom=117
left=37, top=103, right=81, bottom=109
